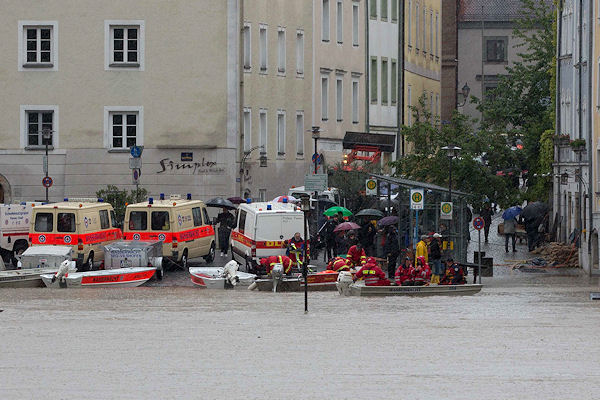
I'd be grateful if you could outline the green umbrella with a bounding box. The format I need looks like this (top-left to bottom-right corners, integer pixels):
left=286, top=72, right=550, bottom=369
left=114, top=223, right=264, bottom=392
left=323, top=206, right=353, bottom=217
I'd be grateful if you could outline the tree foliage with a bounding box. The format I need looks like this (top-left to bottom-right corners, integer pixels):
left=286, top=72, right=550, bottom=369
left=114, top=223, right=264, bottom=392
left=96, top=185, right=148, bottom=228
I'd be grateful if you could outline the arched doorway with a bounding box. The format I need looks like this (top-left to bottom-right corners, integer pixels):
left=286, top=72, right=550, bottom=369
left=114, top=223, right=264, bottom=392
left=0, top=184, right=4, bottom=203
left=0, top=174, right=11, bottom=204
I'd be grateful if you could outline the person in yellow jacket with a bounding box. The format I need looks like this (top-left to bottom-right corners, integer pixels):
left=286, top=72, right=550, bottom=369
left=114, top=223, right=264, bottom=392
left=415, top=234, right=429, bottom=266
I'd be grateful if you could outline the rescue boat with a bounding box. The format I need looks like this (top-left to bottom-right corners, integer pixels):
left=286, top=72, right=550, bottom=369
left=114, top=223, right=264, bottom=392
left=0, top=267, right=71, bottom=288
left=41, top=267, right=155, bottom=288
left=250, top=268, right=340, bottom=292
left=189, top=261, right=256, bottom=289
left=336, top=272, right=482, bottom=296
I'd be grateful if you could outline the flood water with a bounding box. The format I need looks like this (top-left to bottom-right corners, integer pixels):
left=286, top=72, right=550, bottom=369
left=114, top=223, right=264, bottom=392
left=1, top=269, right=600, bottom=399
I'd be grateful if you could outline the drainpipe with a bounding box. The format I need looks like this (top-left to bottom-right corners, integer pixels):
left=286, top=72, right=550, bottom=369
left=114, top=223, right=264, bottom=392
left=397, top=0, right=405, bottom=158
left=238, top=0, right=245, bottom=196
left=588, top=0, right=594, bottom=271
left=365, top=0, right=370, bottom=133
left=556, top=0, right=562, bottom=241
left=577, top=0, right=582, bottom=238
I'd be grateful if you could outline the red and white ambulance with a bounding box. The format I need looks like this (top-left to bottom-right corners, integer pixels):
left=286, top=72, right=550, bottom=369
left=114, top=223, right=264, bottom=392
left=29, top=199, right=122, bottom=269
left=123, top=194, right=216, bottom=269
left=230, top=200, right=307, bottom=273
left=0, top=202, right=42, bottom=266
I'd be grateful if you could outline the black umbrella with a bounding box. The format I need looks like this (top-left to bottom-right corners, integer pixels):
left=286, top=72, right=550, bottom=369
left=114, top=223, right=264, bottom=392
left=206, top=197, right=236, bottom=210
left=355, top=208, right=385, bottom=219
left=227, top=197, right=245, bottom=205
left=520, top=202, right=548, bottom=221
left=377, top=215, right=399, bottom=227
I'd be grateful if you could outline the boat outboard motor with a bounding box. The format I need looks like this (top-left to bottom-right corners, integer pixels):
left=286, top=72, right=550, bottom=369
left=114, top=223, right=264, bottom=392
left=52, top=260, right=74, bottom=287
left=271, top=263, right=284, bottom=293
left=336, top=271, right=353, bottom=296
left=222, top=260, right=240, bottom=288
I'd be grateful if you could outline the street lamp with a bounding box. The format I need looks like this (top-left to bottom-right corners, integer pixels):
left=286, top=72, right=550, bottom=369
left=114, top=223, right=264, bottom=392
left=41, top=129, right=53, bottom=203
left=309, top=126, right=321, bottom=174
left=442, top=145, right=461, bottom=202
left=457, top=82, right=470, bottom=107
left=300, top=196, right=311, bottom=313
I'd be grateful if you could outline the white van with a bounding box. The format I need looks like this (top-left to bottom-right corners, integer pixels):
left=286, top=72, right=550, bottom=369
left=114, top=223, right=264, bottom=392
left=230, top=201, right=307, bottom=272
left=0, top=202, right=42, bottom=266
left=123, top=194, right=216, bottom=269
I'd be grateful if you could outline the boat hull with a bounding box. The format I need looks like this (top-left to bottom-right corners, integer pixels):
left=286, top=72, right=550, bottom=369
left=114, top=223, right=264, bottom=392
left=189, top=267, right=256, bottom=289
left=254, top=272, right=339, bottom=292
left=41, top=267, right=155, bottom=288
left=0, top=268, right=62, bottom=288
left=339, top=282, right=483, bottom=296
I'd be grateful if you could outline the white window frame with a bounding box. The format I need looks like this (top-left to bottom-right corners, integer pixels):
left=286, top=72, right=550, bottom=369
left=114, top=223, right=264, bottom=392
left=103, top=106, right=144, bottom=150
left=296, top=111, right=305, bottom=157
left=352, top=2, right=360, bottom=46
left=322, top=0, right=330, bottom=42
left=20, top=105, right=59, bottom=149
left=243, top=23, right=251, bottom=71
left=259, top=24, right=268, bottom=73
left=435, top=12, right=439, bottom=58
left=336, top=0, right=343, bottom=44
left=352, top=80, right=359, bottom=123
left=278, top=27, right=286, bottom=74
left=296, top=30, right=304, bottom=76
left=391, top=59, right=397, bottom=105
left=321, top=75, right=329, bottom=121
left=336, top=77, right=343, bottom=121
left=243, top=107, right=252, bottom=151
left=381, top=58, right=388, bottom=106
left=370, top=57, right=378, bottom=103
left=429, top=10, right=433, bottom=57
left=259, top=109, right=267, bottom=154
left=277, top=110, right=286, bottom=156
left=415, top=3, right=419, bottom=51
left=18, top=21, right=58, bottom=71
left=422, top=8, right=427, bottom=54
left=408, top=0, right=412, bottom=48
left=104, top=20, right=145, bottom=71
left=407, top=85, right=412, bottom=125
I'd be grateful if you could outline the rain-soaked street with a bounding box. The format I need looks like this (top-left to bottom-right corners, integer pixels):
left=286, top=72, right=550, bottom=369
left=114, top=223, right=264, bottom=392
left=1, top=218, right=600, bottom=399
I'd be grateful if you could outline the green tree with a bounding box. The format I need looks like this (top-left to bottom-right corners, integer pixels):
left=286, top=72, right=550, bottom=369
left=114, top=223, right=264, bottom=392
left=96, top=185, right=148, bottom=228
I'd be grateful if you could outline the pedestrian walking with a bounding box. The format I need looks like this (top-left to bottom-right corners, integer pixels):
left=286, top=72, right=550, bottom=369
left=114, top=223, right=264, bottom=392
left=480, top=203, right=494, bottom=243
left=429, top=233, right=443, bottom=284
left=383, top=225, right=400, bottom=278
left=215, top=208, right=235, bottom=256
left=503, top=217, right=517, bottom=252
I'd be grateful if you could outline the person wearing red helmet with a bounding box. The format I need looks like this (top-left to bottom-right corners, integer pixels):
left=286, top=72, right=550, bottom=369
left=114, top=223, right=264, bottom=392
left=354, top=257, right=390, bottom=286
left=327, top=256, right=351, bottom=272
left=346, top=242, right=367, bottom=267
left=394, top=257, right=413, bottom=286
left=259, top=255, right=293, bottom=275
left=413, top=256, right=431, bottom=286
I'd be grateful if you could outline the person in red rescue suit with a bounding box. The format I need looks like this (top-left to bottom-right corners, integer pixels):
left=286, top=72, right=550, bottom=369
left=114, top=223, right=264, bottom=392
left=346, top=242, right=367, bottom=267
left=441, top=258, right=466, bottom=285
left=284, top=232, right=308, bottom=267
left=327, top=256, right=352, bottom=272
left=394, top=257, right=414, bottom=286
left=355, top=257, right=390, bottom=286
left=413, top=256, right=432, bottom=286
left=259, top=255, right=293, bottom=275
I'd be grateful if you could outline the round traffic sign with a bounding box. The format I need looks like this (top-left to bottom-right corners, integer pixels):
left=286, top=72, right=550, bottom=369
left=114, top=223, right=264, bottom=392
left=42, top=176, right=53, bottom=188
left=411, top=191, right=423, bottom=203
left=130, top=146, right=143, bottom=158
left=366, top=179, right=377, bottom=190
left=441, top=203, right=452, bottom=214
left=473, top=216, right=485, bottom=230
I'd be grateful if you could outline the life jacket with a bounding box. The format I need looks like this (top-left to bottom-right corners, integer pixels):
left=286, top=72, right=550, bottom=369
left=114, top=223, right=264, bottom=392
left=414, top=256, right=431, bottom=283
left=328, top=256, right=350, bottom=272
left=395, top=265, right=412, bottom=285
left=442, top=263, right=464, bottom=285
left=262, top=255, right=292, bottom=274
left=357, top=264, right=385, bottom=286
left=347, top=245, right=366, bottom=266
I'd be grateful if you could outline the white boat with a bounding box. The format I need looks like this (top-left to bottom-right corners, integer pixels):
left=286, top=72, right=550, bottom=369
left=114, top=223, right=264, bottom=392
left=0, top=247, right=75, bottom=288
left=41, top=267, right=155, bottom=288
left=336, top=272, right=482, bottom=296
left=189, top=261, right=256, bottom=289
left=249, top=264, right=339, bottom=292
left=0, top=267, right=71, bottom=288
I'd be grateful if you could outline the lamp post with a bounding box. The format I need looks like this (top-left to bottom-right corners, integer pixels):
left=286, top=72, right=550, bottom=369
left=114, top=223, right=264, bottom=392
left=457, top=83, right=471, bottom=107
left=310, top=126, right=321, bottom=174
left=41, top=129, right=53, bottom=203
left=300, top=196, right=310, bottom=313
left=442, top=145, right=461, bottom=202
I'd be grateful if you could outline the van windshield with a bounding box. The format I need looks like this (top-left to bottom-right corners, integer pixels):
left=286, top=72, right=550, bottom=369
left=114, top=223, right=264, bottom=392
left=129, top=211, right=147, bottom=230
left=57, top=213, right=76, bottom=233
left=256, top=214, right=305, bottom=241
left=34, top=213, right=53, bottom=232
left=151, top=211, right=170, bottom=231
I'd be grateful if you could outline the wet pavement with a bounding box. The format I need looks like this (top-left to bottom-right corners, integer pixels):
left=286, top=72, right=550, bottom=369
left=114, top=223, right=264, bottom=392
left=2, top=233, right=600, bottom=399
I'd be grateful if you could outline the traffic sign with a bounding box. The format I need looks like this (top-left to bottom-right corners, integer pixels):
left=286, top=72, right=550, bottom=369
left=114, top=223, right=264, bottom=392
left=365, top=178, right=377, bottom=196
left=43, top=155, right=48, bottom=175
left=132, top=169, right=140, bottom=184
left=129, top=157, right=142, bottom=169
left=473, top=216, right=485, bottom=230
left=130, top=146, right=143, bottom=158
left=304, top=173, right=327, bottom=192
left=410, top=189, right=424, bottom=210
left=440, top=201, right=453, bottom=220
left=42, top=176, right=53, bottom=188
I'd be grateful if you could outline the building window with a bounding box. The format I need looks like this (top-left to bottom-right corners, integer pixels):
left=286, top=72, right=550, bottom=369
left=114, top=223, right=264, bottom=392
left=104, top=21, right=144, bottom=70
left=435, top=12, right=439, bottom=58
left=259, top=189, right=267, bottom=202
left=278, top=27, right=286, bottom=74
left=422, top=8, right=426, bottom=54
left=435, top=93, right=439, bottom=117
left=321, top=76, right=329, bottom=121
left=104, top=107, right=143, bottom=150
left=19, top=21, right=58, bottom=71
left=24, top=109, right=55, bottom=148
left=429, top=10, right=433, bottom=56
left=352, top=80, right=359, bottom=123
left=296, top=30, right=304, bottom=75
left=243, top=23, right=251, bottom=70
left=259, top=25, right=268, bottom=72
left=336, top=1, right=344, bottom=44
left=259, top=109, right=267, bottom=154
left=485, top=37, right=507, bottom=62
left=429, top=92, right=433, bottom=114
left=370, top=57, right=378, bottom=103
left=296, top=111, right=304, bottom=156
left=415, top=3, right=419, bottom=50
left=381, top=58, right=388, bottom=105
left=407, top=85, right=412, bottom=125
left=277, top=110, right=286, bottom=155
left=391, top=59, right=397, bottom=105
left=243, top=108, right=251, bottom=151
left=408, top=1, right=412, bottom=47
left=336, top=77, right=343, bottom=121
left=370, top=0, right=377, bottom=18
left=381, top=0, right=388, bottom=21
left=391, top=0, right=398, bottom=22
left=352, top=2, right=360, bottom=46
left=323, top=0, right=330, bottom=41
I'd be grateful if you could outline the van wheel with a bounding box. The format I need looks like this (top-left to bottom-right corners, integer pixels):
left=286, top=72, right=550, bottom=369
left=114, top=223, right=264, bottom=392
left=204, top=242, right=216, bottom=264
left=11, top=242, right=28, bottom=267
left=86, top=252, right=94, bottom=271
left=181, top=250, right=189, bottom=270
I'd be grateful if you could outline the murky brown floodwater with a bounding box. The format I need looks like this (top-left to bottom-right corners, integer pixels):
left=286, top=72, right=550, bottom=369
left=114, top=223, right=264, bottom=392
left=1, top=270, right=599, bottom=400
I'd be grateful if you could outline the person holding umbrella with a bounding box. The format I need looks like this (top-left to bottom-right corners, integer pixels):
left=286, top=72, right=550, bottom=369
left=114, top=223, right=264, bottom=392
left=502, top=206, right=521, bottom=253
left=383, top=225, right=400, bottom=278
left=215, top=207, right=236, bottom=256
